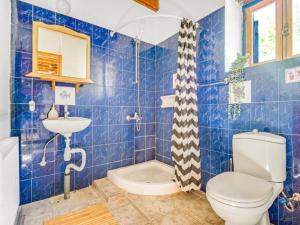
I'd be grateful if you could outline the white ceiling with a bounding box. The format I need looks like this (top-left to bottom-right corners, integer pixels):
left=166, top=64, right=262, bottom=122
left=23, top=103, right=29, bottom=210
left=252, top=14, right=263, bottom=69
left=23, top=0, right=225, bottom=45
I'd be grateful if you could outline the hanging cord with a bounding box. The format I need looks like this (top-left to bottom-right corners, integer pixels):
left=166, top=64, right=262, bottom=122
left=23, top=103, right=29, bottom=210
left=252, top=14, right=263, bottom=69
left=39, top=134, right=60, bottom=166
left=279, top=191, right=300, bottom=212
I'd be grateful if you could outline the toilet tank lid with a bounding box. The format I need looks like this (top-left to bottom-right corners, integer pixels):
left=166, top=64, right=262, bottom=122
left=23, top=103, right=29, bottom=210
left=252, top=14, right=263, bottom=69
left=233, top=131, right=286, bottom=144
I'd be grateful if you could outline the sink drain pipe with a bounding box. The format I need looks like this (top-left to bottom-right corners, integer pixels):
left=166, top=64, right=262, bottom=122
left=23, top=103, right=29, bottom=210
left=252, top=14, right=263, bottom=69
left=64, top=148, right=86, bottom=199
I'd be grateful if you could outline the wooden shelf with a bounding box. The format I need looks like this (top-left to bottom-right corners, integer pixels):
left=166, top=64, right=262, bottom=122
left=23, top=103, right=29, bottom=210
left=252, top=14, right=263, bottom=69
left=26, top=72, right=94, bottom=93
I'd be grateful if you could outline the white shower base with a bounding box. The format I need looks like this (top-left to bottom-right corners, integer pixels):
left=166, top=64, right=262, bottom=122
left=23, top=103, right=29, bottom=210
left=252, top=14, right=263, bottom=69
left=107, top=160, right=180, bottom=195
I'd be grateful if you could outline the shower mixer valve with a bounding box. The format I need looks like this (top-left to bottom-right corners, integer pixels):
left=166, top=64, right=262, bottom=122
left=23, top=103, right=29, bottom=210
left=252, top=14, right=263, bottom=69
left=126, top=112, right=142, bottom=122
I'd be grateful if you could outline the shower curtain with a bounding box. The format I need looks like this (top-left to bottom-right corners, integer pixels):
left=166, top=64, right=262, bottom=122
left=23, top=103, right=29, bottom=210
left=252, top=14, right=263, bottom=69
left=171, top=18, right=200, bottom=192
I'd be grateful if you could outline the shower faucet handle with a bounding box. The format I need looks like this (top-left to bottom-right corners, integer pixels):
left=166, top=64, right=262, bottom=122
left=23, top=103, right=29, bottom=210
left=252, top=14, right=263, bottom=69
left=126, top=112, right=141, bottom=121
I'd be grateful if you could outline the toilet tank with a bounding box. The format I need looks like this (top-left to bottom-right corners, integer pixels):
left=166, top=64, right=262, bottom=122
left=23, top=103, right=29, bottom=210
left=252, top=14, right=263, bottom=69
left=233, top=130, right=286, bottom=182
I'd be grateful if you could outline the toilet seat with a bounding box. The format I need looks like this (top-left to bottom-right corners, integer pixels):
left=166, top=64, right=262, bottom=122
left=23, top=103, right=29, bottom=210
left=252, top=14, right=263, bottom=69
left=207, top=172, right=273, bottom=208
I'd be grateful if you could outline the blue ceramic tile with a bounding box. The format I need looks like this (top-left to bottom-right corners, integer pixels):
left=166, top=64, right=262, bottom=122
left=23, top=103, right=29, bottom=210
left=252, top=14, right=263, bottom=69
left=146, top=123, right=155, bottom=135
left=135, top=136, right=145, bottom=150
left=279, top=57, right=300, bottom=101
left=107, top=125, right=122, bottom=143
left=211, top=128, right=229, bottom=153
left=201, top=149, right=211, bottom=172
left=123, top=55, right=135, bottom=73
left=122, top=125, right=134, bottom=141
left=17, top=1, right=33, bottom=27
left=146, top=135, right=155, bottom=149
left=92, top=106, right=108, bottom=125
left=76, top=20, right=93, bottom=36
left=156, top=154, right=163, bottom=162
left=32, top=161, right=54, bottom=178
left=33, top=6, right=55, bottom=24
left=146, top=148, right=155, bottom=161
left=211, top=104, right=228, bottom=129
left=11, top=104, right=32, bottom=130
left=77, top=85, right=93, bottom=106
left=108, top=107, right=122, bottom=124
left=163, top=157, right=173, bottom=166
left=20, top=147, right=32, bottom=180
left=54, top=172, right=75, bottom=195
left=93, top=164, right=107, bottom=180
left=75, top=126, right=92, bottom=147
left=55, top=13, right=76, bottom=30
left=93, top=145, right=108, bottom=165
left=279, top=101, right=300, bottom=134
left=200, top=171, right=211, bottom=192
left=199, top=104, right=211, bottom=127
left=20, top=180, right=31, bottom=204
left=92, top=86, right=108, bottom=106
left=229, top=103, right=251, bottom=130
left=108, top=143, right=121, bottom=162
left=246, top=62, right=278, bottom=102
left=109, top=33, right=134, bottom=55
left=75, top=167, right=92, bottom=189
left=121, top=159, right=133, bottom=167
left=54, top=151, right=67, bottom=174
left=92, top=25, right=109, bottom=48
left=32, top=105, right=51, bottom=130
left=16, top=25, right=32, bottom=52
left=32, top=175, right=54, bottom=201
left=11, top=77, right=32, bottom=104
left=108, top=161, right=122, bottom=170
left=156, top=139, right=163, bottom=156
left=135, top=150, right=145, bottom=163
left=163, top=141, right=171, bottom=158
left=15, top=51, right=32, bottom=77
left=251, top=102, right=279, bottom=133
left=210, top=151, right=229, bottom=175
left=211, top=8, right=225, bottom=32
left=93, top=125, right=108, bottom=145
left=121, top=143, right=134, bottom=160
left=32, top=80, right=54, bottom=105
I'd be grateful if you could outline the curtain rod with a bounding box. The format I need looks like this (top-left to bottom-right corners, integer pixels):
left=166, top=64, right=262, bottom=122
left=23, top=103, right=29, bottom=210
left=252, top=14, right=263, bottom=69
left=110, top=14, right=199, bottom=37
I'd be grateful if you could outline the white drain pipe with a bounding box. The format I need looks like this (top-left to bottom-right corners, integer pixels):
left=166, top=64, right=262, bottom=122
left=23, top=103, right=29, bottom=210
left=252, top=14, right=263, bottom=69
left=65, top=148, right=86, bottom=174
left=64, top=147, right=86, bottom=199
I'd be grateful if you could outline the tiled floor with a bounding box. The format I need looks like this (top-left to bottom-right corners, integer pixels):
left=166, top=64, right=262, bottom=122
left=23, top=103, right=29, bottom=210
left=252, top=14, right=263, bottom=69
left=18, top=178, right=224, bottom=225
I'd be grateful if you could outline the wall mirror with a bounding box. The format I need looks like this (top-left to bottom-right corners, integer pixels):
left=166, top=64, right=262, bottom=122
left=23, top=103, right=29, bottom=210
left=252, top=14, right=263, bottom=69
left=27, top=21, right=93, bottom=92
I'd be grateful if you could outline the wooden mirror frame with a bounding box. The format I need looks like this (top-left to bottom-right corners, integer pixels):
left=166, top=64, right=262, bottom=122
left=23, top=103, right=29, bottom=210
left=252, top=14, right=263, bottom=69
left=26, top=21, right=93, bottom=92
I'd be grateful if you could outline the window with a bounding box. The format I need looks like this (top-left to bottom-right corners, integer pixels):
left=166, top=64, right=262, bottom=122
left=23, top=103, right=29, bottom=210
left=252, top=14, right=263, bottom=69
left=245, top=0, right=282, bottom=65
left=288, top=0, right=300, bottom=56
left=245, top=0, right=300, bottom=65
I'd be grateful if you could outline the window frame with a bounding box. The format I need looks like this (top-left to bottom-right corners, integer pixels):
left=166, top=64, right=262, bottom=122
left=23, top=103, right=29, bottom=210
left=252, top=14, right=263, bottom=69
left=245, top=0, right=283, bottom=65
left=286, top=0, right=300, bottom=58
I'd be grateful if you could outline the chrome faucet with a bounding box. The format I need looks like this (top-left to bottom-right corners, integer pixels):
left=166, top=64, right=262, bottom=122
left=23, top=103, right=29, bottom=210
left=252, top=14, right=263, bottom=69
left=64, top=105, right=70, bottom=118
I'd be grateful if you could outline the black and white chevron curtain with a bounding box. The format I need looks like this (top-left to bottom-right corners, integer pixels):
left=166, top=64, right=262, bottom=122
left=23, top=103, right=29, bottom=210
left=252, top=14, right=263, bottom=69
left=171, top=18, right=201, bottom=192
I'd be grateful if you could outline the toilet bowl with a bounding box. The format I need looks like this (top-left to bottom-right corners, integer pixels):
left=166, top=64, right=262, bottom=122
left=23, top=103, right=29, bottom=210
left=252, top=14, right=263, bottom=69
left=206, top=131, right=286, bottom=225
left=206, top=172, right=283, bottom=225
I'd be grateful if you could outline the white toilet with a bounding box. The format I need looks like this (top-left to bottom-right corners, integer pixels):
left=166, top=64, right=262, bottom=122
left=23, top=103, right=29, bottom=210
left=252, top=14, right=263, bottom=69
left=206, top=130, right=286, bottom=225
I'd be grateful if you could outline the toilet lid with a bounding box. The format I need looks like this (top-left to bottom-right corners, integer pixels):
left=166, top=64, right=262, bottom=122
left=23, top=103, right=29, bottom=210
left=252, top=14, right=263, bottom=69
left=207, top=172, right=273, bottom=207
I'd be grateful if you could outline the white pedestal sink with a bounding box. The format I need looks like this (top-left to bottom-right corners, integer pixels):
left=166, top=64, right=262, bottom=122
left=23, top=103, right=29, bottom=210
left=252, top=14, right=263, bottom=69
left=43, top=117, right=91, bottom=161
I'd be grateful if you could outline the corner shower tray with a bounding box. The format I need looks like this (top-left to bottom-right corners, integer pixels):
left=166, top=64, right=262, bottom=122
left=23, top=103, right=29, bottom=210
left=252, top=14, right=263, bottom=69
left=108, top=160, right=180, bottom=195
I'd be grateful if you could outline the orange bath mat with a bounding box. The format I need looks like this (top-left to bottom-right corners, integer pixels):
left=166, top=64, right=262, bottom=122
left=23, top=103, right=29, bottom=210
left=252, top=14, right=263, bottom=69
left=44, top=204, right=118, bottom=225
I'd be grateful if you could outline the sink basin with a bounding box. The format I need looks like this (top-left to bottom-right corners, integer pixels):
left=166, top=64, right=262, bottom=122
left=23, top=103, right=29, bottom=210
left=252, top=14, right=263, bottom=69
left=43, top=117, right=91, bottom=136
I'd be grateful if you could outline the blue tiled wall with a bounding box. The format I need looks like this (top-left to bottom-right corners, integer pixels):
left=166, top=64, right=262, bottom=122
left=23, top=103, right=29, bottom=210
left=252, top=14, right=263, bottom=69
left=154, top=7, right=300, bottom=225
left=12, top=1, right=156, bottom=204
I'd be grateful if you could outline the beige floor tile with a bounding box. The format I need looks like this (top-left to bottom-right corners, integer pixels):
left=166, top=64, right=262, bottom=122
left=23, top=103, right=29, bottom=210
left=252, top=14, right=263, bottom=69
left=21, top=199, right=53, bottom=218
left=22, top=214, right=52, bottom=225
left=151, top=211, right=200, bottom=225
left=111, top=204, right=150, bottom=225
left=129, top=195, right=179, bottom=220
left=19, top=181, right=223, bottom=225
left=94, top=178, right=126, bottom=199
